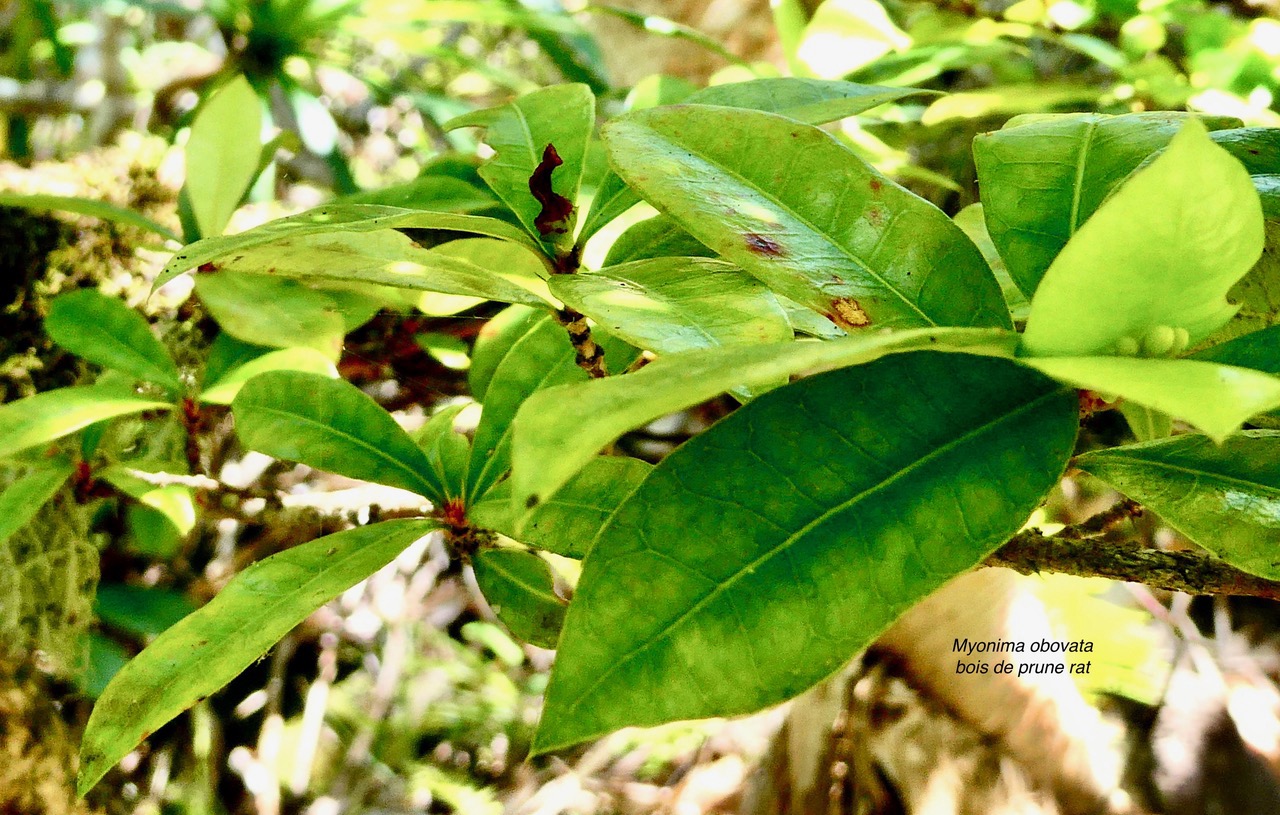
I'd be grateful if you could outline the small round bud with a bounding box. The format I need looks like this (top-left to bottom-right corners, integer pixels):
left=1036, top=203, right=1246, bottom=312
left=1115, top=336, right=1141, bottom=357
left=1141, top=325, right=1177, bottom=357
left=1170, top=326, right=1190, bottom=356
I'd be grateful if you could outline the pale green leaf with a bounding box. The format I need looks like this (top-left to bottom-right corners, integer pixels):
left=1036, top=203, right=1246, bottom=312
left=186, top=75, right=262, bottom=237
left=511, top=327, right=1019, bottom=509
left=45, top=290, right=181, bottom=391
left=194, top=272, right=346, bottom=359
left=1021, top=120, right=1264, bottom=357
left=199, top=348, right=338, bottom=405
left=77, top=519, right=438, bottom=796
left=472, top=549, right=566, bottom=648
left=0, top=385, right=172, bottom=460
left=0, top=192, right=179, bottom=242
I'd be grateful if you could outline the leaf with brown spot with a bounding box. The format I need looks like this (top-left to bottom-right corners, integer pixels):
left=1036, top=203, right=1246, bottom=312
left=828, top=297, right=871, bottom=330
left=530, top=144, right=575, bottom=238
left=744, top=233, right=784, bottom=256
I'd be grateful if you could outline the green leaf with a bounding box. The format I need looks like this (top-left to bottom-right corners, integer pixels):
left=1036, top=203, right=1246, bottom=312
left=952, top=204, right=1028, bottom=321
left=413, top=405, right=472, bottom=502
left=794, top=0, right=910, bottom=78
left=198, top=347, right=338, bottom=405
left=0, top=192, right=179, bottom=242
left=601, top=214, right=713, bottom=266
left=1118, top=403, right=1172, bottom=443
left=684, top=78, right=938, bottom=124
left=157, top=204, right=543, bottom=290
left=332, top=175, right=496, bottom=212
left=549, top=258, right=791, bottom=354
left=194, top=272, right=346, bottom=358
left=534, top=352, right=1077, bottom=752
left=469, top=305, right=544, bottom=403
left=511, top=327, right=1019, bottom=510
left=472, top=548, right=566, bottom=648
left=974, top=112, right=1235, bottom=297
left=232, top=372, right=445, bottom=503
left=77, top=518, right=438, bottom=796
left=0, top=385, right=172, bottom=460
left=446, top=84, right=595, bottom=244
left=1193, top=325, right=1280, bottom=375
left=470, top=456, right=652, bottom=558
left=1076, top=432, right=1280, bottom=579
left=603, top=106, right=1009, bottom=331
left=185, top=75, right=262, bottom=237
left=212, top=232, right=553, bottom=308
left=95, top=585, right=199, bottom=639
left=1020, top=120, right=1264, bottom=358
left=0, top=458, right=75, bottom=546
left=100, top=467, right=197, bottom=537
left=45, top=290, right=181, bottom=392
left=1022, top=357, right=1280, bottom=442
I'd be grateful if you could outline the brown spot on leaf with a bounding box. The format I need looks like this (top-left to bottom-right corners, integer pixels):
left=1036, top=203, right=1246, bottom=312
left=869, top=178, right=883, bottom=193
left=827, top=297, right=871, bottom=330
left=744, top=233, right=784, bottom=256
left=867, top=208, right=885, bottom=227
left=525, top=495, right=540, bottom=509
left=197, top=262, right=217, bottom=273
left=529, top=143, right=575, bottom=238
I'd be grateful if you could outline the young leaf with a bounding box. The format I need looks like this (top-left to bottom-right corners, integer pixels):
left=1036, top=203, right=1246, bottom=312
left=185, top=74, right=262, bottom=238
left=602, top=214, right=714, bottom=266
left=195, top=272, right=346, bottom=359
left=232, top=372, right=445, bottom=503
left=157, top=205, right=543, bottom=290
left=603, top=106, right=1009, bottom=331
left=469, top=305, right=545, bottom=403
left=1023, top=357, right=1280, bottom=442
left=472, top=548, right=566, bottom=648
left=77, top=518, right=438, bottom=796
left=45, top=290, right=181, bottom=392
left=1076, top=432, right=1280, bottom=579
left=198, top=347, right=338, bottom=405
left=213, top=231, right=553, bottom=307
left=684, top=77, right=937, bottom=124
left=413, top=404, right=472, bottom=502
left=549, top=258, right=791, bottom=354
left=0, top=385, right=173, bottom=460
left=470, top=456, right=652, bottom=558
left=0, top=192, right=179, bottom=243
left=511, top=327, right=1019, bottom=510
left=534, top=352, right=1078, bottom=753
left=973, top=112, right=1231, bottom=296
left=0, top=458, right=75, bottom=546
left=446, top=84, right=595, bottom=244
left=1020, top=120, right=1264, bottom=357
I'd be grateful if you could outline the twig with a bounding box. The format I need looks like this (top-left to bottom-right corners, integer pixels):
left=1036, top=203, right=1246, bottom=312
left=554, top=306, right=608, bottom=378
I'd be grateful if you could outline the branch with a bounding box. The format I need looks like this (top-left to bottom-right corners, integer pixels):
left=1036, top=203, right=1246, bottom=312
left=986, top=530, right=1280, bottom=601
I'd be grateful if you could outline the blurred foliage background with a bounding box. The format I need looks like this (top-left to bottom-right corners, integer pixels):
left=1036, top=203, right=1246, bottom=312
left=6, top=1, right=1280, bottom=814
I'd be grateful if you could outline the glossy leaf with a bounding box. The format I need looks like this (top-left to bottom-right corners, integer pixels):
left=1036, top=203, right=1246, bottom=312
left=684, top=78, right=938, bottom=124
left=0, top=458, right=75, bottom=546
left=472, top=548, right=566, bottom=648
left=795, top=0, right=910, bottom=79
left=603, top=106, right=1009, bottom=331
left=511, top=327, right=1019, bottom=510
left=602, top=214, right=713, bottom=266
left=199, top=347, right=338, bottom=405
left=45, top=290, right=181, bottom=391
left=413, top=404, right=471, bottom=502
left=186, top=75, right=262, bottom=237
left=213, top=231, right=552, bottom=307
left=549, top=258, right=791, bottom=354
left=194, top=272, right=346, bottom=359
left=78, top=519, right=438, bottom=796
left=446, top=84, right=595, bottom=244
left=157, top=205, right=543, bottom=290
left=1023, top=357, right=1280, bottom=442
left=974, top=112, right=1234, bottom=297
left=0, top=385, right=172, bottom=460
left=469, top=305, right=544, bottom=403
left=1021, top=120, right=1263, bottom=358
left=232, top=372, right=444, bottom=503
left=1076, top=432, right=1280, bottom=579
left=470, top=456, right=652, bottom=558
left=534, top=352, right=1078, bottom=752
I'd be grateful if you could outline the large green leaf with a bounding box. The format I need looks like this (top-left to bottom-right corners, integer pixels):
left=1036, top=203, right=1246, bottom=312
left=198, top=347, right=338, bottom=405
left=1076, top=432, right=1280, bottom=579
left=446, top=84, right=595, bottom=244
left=549, top=258, right=791, bottom=354
left=232, top=372, right=444, bottom=503
left=45, top=290, right=181, bottom=391
left=0, top=385, right=173, bottom=460
left=534, top=352, right=1078, bottom=752
left=468, top=305, right=544, bottom=403
left=77, top=519, right=438, bottom=796
left=0, top=192, right=179, bottom=242
left=195, top=272, right=346, bottom=359
left=156, top=205, right=543, bottom=290
left=974, top=112, right=1234, bottom=297
left=211, top=231, right=552, bottom=307
left=511, top=327, right=1019, bottom=510
left=685, top=77, right=937, bottom=124
left=472, top=548, right=566, bottom=648
left=0, top=458, right=75, bottom=546
left=186, top=75, right=262, bottom=238
left=603, top=106, right=1009, bottom=331
left=470, top=456, right=652, bottom=558
left=1023, top=357, right=1280, bottom=442
left=1020, top=120, right=1264, bottom=358
left=601, top=214, right=713, bottom=266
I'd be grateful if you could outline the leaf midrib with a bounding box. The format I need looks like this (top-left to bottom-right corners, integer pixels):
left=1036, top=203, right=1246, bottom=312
left=1083, top=454, right=1280, bottom=499
left=559, top=386, right=1067, bottom=715
left=62, top=319, right=177, bottom=388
